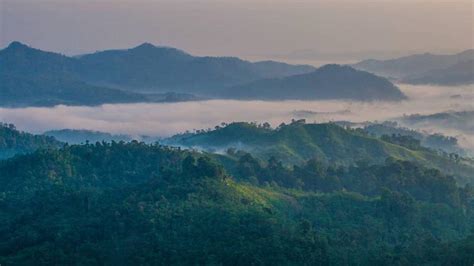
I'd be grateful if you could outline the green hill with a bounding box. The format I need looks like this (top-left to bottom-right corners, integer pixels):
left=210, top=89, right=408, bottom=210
left=0, top=142, right=472, bottom=265
left=165, top=121, right=474, bottom=184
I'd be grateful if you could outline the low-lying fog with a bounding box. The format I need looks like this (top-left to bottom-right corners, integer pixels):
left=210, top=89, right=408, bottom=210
left=1, top=84, right=473, bottom=151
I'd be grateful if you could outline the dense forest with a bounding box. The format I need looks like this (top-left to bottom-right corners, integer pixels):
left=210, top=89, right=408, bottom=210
left=166, top=121, right=474, bottom=185
left=0, top=123, right=61, bottom=159
left=0, top=127, right=473, bottom=265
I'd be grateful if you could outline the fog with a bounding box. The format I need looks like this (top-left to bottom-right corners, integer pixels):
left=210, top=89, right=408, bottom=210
left=1, top=84, right=473, bottom=150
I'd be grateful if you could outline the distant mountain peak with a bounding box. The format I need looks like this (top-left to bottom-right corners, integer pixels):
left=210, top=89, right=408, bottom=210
left=318, top=64, right=352, bottom=71
left=133, top=42, right=157, bottom=50
left=456, top=49, right=474, bottom=57
left=5, top=41, right=30, bottom=51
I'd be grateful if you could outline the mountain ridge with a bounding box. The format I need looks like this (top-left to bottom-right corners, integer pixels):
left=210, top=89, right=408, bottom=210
left=353, top=49, right=474, bottom=85
left=1, top=41, right=407, bottom=105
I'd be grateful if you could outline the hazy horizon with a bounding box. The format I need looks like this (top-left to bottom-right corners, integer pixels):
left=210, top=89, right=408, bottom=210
left=1, top=0, right=472, bottom=64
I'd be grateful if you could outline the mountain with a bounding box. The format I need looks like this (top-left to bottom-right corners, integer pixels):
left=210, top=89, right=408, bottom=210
left=0, top=74, right=153, bottom=107
left=0, top=123, right=62, bottom=159
left=402, top=60, right=474, bottom=86
left=76, top=43, right=316, bottom=94
left=0, top=42, right=153, bottom=107
left=2, top=42, right=406, bottom=105
left=0, top=141, right=472, bottom=265
left=352, top=49, right=474, bottom=85
left=0, top=42, right=316, bottom=106
left=222, top=65, right=407, bottom=101
left=1, top=42, right=408, bottom=103
left=165, top=121, right=474, bottom=184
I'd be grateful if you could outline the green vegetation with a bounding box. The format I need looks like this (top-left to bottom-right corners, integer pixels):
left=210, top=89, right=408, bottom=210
left=361, top=121, right=467, bottom=156
left=166, top=121, right=474, bottom=184
left=0, top=123, right=61, bottom=159
left=0, top=140, right=473, bottom=265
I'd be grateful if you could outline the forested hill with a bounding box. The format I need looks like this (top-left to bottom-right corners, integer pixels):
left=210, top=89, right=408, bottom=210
left=0, top=141, right=472, bottom=264
left=0, top=123, right=62, bottom=159
left=165, top=121, right=474, bottom=184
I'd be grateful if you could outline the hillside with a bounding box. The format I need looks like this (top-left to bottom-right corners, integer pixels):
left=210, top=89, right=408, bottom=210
left=165, top=121, right=474, bottom=184
left=0, top=142, right=472, bottom=265
left=0, top=74, right=153, bottom=107
left=0, top=42, right=155, bottom=107
left=0, top=123, right=62, bottom=159
left=224, top=65, right=407, bottom=101
left=353, top=49, right=474, bottom=84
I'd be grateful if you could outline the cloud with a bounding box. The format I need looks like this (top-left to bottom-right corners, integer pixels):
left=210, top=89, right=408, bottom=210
left=0, top=84, right=473, bottom=150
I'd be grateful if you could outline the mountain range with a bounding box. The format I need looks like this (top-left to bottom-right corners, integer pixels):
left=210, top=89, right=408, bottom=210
left=353, top=49, right=474, bottom=85
left=402, top=59, right=474, bottom=86
left=0, top=42, right=407, bottom=106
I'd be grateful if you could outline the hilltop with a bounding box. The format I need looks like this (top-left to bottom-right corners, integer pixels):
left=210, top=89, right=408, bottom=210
left=165, top=121, right=474, bottom=184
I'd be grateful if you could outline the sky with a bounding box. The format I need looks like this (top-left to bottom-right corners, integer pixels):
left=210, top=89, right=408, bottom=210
left=1, top=0, right=473, bottom=64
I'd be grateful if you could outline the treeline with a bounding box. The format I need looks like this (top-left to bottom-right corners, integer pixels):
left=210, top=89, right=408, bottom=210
left=233, top=153, right=472, bottom=207
left=0, top=123, right=61, bottom=159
